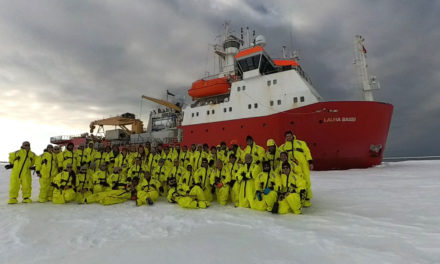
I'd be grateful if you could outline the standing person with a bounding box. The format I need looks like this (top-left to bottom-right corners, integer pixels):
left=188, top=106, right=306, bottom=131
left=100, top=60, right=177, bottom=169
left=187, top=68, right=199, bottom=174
left=36, top=144, right=57, bottom=203
left=115, top=147, right=130, bottom=175
left=265, top=139, right=281, bottom=172
left=191, top=158, right=211, bottom=202
left=84, top=142, right=95, bottom=163
left=242, top=136, right=265, bottom=168
left=6, top=141, right=36, bottom=204
left=226, top=154, right=241, bottom=206
left=236, top=154, right=261, bottom=208
left=58, top=143, right=76, bottom=172
left=179, top=145, right=192, bottom=169
left=75, top=165, right=92, bottom=204
left=75, top=144, right=88, bottom=171
left=192, top=144, right=207, bottom=171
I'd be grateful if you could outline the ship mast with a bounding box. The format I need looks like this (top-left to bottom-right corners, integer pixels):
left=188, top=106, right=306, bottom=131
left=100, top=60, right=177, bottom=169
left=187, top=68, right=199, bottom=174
left=353, top=35, right=380, bottom=101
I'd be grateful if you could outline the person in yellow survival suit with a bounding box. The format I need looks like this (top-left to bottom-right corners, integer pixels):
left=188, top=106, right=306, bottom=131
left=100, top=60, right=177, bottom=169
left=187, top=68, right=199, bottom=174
left=272, top=161, right=306, bottom=215
left=75, top=165, right=92, bottom=204
left=136, top=171, right=161, bottom=206
left=94, top=167, right=133, bottom=206
left=251, top=161, right=278, bottom=212
left=210, top=159, right=231, bottom=205
left=242, top=135, right=265, bottom=168
left=236, top=154, right=261, bottom=208
left=167, top=164, right=209, bottom=209
left=57, top=142, right=77, bottom=172
left=51, top=163, right=76, bottom=204
left=36, top=144, right=58, bottom=203
left=6, top=141, right=36, bottom=204
left=226, top=154, right=241, bottom=206
left=192, top=158, right=213, bottom=202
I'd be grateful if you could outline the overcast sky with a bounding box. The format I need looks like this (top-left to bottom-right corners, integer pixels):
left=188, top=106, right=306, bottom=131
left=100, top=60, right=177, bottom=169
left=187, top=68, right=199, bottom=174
left=0, top=0, right=439, bottom=160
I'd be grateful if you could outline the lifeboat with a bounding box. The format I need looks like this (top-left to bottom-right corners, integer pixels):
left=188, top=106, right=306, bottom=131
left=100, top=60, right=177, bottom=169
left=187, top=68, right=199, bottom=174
left=188, top=76, right=231, bottom=99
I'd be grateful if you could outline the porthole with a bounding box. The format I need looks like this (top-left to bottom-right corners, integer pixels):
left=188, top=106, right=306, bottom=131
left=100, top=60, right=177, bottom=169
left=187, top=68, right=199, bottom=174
left=263, top=123, right=266, bottom=127
left=241, top=125, right=244, bottom=128
left=206, top=129, right=209, bottom=132
left=290, top=121, right=294, bottom=125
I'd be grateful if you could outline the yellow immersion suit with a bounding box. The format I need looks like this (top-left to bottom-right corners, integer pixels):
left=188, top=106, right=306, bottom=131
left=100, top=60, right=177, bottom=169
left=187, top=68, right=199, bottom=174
left=265, top=149, right=281, bottom=172
left=151, top=165, right=169, bottom=195
left=226, top=161, right=241, bottom=206
left=210, top=167, right=231, bottom=205
left=236, top=163, right=261, bottom=208
left=179, top=151, right=193, bottom=169
left=8, top=149, right=36, bottom=203
left=57, top=150, right=76, bottom=172
left=96, top=173, right=131, bottom=206
left=192, top=167, right=213, bottom=202
left=192, top=151, right=208, bottom=170
left=136, top=177, right=161, bottom=206
left=167, top=184, right=209, bottom=209
left=75, top=149, right=89, bottom=169
left=242, top=143, right=266, bottom=166
left=275, top=171, right=306, bottom=215
left=36, top=151, right=57, bottom=202
left=128, top=164, right=146, bottom=183
left=75, top=171, right=93, bottom=203
left=91, top=151, right=105, bottom=171
left=52, top=171, right=76, bottom=204
left=148, top=153, right=162, bottom=173
left=251, top=170, right=278, bottom=211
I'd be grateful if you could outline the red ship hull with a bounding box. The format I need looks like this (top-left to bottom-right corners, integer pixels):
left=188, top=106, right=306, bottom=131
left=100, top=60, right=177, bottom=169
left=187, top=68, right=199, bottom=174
left=181, top=101, right=393, bottom=170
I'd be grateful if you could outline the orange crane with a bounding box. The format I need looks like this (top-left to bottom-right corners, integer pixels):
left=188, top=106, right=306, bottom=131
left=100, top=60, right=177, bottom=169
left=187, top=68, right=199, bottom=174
left=89, top=114, right=144, bottom=135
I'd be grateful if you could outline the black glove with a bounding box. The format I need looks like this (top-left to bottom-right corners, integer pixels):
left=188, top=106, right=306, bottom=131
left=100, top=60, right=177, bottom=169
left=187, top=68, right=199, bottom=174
left=211, top=186, right=216, bottom=194
left=36, top=171, right=41, bottom=177
left=256, top=191, right=262, bottom=201
left=42, top=159, right=48, bottom=165
left=229, top=180, right=236, bottom=186
left=256, top=160, right=261, bottom=165
left=58, top=168, right=63, bottom=173
left=241, top=172, right=246, bottom=177
left=159, top=186, right=164, bottom=193
left=5, top=164, right=13, bottom=170
left=30, top=166, right=36, bottom=171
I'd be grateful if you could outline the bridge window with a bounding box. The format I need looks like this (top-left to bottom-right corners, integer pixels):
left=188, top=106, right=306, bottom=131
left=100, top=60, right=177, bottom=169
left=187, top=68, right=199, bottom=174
left=237, top=55, right=260, bottom=72
left=259, top=55, right=276, bottom=75
left=300, top=96, right=305, bottom=102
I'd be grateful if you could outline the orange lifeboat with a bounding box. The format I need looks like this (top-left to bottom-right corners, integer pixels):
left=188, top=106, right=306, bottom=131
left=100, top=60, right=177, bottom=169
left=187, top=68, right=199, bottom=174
left=188, top=77, right=231, bottom=99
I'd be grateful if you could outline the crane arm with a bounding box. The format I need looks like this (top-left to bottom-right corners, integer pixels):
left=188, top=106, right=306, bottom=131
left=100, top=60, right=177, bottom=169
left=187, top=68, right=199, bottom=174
left=142, top=95, right=181, bottom=112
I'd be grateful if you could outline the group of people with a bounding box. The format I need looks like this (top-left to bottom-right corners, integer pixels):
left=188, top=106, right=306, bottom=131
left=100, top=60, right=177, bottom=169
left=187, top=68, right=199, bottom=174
left=6, top=131, right=313, bottom=215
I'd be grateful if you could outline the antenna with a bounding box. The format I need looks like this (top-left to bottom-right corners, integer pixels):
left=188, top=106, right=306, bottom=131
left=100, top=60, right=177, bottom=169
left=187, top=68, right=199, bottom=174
left=353, top=35, right=380, bottom=101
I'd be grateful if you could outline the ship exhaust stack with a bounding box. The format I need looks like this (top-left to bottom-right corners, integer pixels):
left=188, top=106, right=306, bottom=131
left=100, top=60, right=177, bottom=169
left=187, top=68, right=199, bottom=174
left=353, top=35, right=380, bottom=101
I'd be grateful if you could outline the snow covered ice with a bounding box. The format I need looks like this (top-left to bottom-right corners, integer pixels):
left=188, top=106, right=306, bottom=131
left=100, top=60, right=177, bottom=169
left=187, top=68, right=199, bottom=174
left=1, top=161, right=439, bottom=264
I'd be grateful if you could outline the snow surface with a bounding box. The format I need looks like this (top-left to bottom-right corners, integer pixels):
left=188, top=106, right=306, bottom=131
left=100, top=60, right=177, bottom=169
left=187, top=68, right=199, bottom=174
left=1, top=161, right=439, bottom=264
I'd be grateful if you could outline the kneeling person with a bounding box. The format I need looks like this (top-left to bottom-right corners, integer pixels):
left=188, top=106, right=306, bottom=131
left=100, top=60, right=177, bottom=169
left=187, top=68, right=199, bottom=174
left=52, top=164, right=76, bottom=204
